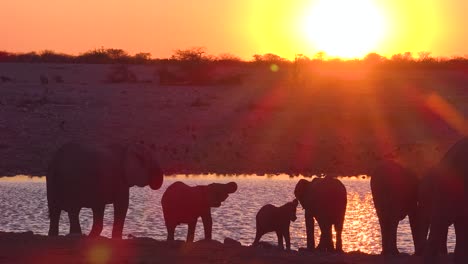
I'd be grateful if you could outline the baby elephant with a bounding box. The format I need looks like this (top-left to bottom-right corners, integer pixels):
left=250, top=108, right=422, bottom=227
left=252, top=199, right=299, bottom=250
left=161, top=181, right=237, bottom=242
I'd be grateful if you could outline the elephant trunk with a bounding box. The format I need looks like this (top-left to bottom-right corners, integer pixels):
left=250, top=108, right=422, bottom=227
left=149, top=165, right=164, bottom=190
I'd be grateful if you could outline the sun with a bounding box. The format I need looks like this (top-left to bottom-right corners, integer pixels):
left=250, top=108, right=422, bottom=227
left=302, top=0, right=387, bottom=58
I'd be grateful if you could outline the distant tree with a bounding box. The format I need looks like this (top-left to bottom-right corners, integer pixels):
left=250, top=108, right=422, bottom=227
left=313, top=51, right=326, bottom=61
left=364, top=52, right=385, bottom=63
left=16, top=52, right=41, bottom=63
left=391, top=52, right=413, bottom=62
left=0, top=51, right=12, bottom=62
left=77, top=48, right=110, bottom=63
left=252, top=53, right=286, bottom=63
left=171, top=47, right=210, bottom=62
left=216, top=53, right=242, bottom=62
left=294, top=54, right=310, bottom=63
left=39, top=50, right=72, bottom=63
left=418, top=51, right=433, bottom=62
left=133, top=52, right=152, bottom=63
left=105, top=49, right=130, bottom=63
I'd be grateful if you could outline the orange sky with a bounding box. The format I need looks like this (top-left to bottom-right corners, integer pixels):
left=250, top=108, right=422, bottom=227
left=2, top=0, right=467, bottom=59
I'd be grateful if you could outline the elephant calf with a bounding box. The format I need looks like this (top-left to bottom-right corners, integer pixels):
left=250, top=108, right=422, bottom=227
left=161, top=181, right=237, bottom=242
left=252, top=199, right=299, bottom=250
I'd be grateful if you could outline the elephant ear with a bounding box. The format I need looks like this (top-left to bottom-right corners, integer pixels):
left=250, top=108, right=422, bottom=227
left=292, top=198, right=299, bottom=207
left=226, top=182, right=238, bottom=193
left=207, top=182, right=238, bottom=207
left=294, top=179, right=309, bottom=199
left=124, top=143, right=151, bottom=187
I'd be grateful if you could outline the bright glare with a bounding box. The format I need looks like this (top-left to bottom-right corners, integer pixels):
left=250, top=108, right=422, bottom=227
left=303, top=0, right=387, bottom=58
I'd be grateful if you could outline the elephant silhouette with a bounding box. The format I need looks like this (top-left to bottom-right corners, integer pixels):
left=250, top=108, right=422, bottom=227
left=294, top=177, right=347, bottom=252
left=252, top=199, right=298, bottom=250
left=370, top=160, right=420, bottom=255
left=417, top=168, right=450, bottom=255
left=424, top=137, right=468, bottom=264
left=46, top=141, right=164, bottom=238
left=161, top=181, right=237, bottom=242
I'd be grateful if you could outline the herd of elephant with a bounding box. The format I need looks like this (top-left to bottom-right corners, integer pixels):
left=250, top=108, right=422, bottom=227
left=45, top=137, right=468, bottom=263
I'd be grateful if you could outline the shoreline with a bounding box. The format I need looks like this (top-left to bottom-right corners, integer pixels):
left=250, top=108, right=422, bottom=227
left=0, top=231, right=452, bottom=264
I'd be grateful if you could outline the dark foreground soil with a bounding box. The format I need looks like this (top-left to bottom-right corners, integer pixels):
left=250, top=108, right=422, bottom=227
left=0, top=232, right=454, bottom=264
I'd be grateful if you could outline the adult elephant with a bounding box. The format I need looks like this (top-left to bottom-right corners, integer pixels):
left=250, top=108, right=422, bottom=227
left=161, top=181, right=237, bottom=242
left=417, top=168, right=450, bottom=256
left=370, top=160, right=420, bottom=255
left=294, top=177, right=347, bottom=252
left=46, top=141, right=164, bottom=238
left=425, top=137, right=468, bottom=263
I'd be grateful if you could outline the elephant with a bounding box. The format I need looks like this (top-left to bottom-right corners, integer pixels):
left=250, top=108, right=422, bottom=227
left=370, top=160, right=420, bottom=255
left=424, top=137, right=468, bottom=263
left=417, top=168, right=450, bottom=256
left=252, top=199, right=298, bottom=250
left=46, top=141, right=164, bottom=238
left=294, top=177, right=347, bottom=252
left=161, top=181, right=237, bottom=242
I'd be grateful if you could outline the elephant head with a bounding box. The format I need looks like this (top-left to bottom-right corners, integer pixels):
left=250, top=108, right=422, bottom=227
left=124, top=143, right=164, bottom=190
left=287, top=199, right=299, bottom=222
left=294, top=179, right=311, bottom=208
left=206, top=182, right=238, bottom=207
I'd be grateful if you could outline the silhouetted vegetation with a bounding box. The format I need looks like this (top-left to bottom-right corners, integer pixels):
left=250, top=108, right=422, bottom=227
left=0, top=48, right=466, bottom=72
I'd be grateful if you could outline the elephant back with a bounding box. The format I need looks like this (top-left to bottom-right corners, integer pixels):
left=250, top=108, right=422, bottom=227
left=440, top=137, right=468, bottom=180
left=371, top=161, right=418, bottom=220
left=161, top=182, right=209, bottom=222
left=311, top=177, right=347, bottom=219
left=47, top=142, right=126, bottom=209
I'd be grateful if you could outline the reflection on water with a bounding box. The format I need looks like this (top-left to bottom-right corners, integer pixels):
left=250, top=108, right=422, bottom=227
left=0, top=175, right=456, bottom=254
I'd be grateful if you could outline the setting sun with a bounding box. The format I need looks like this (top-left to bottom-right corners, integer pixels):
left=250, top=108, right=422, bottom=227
left=302, top=0, right=387, bottom=58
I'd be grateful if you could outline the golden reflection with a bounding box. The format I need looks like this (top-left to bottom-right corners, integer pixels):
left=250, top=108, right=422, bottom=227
left=87, top=243, right=111, bottom=264
left=0, top=175, right=44, bottom=182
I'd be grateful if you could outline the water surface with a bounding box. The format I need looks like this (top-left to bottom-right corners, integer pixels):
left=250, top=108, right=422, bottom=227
left=0, top=175, right=455, bottom=254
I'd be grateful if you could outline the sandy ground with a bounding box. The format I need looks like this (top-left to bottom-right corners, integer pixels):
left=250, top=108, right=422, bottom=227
left=0, top=63, right=467, bottom=177
left=0, top=231, right=455, bottom=264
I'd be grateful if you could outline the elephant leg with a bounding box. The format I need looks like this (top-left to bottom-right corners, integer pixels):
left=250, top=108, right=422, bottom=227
left=89, top=205, right=105, bottom=237
left=187, top=220, right=197, bottom=243
left=454, top=220, right=468, bottom=264
left=252, top=229, right=264, bottom=247
left=387, top=220, right=399, bottom=255
left=112, top=192, right=129, bottom=239
left=276, top=231, right=284, bottom=250
left=438, top=223, right=449, bottom=255
left=409, top=208, right=422, bottom=255
left=201, top=211, right=213, bottom=240
left=68, top=208, right=82, bottom=235
left=425, top=214, right=450, bottom=261
left=284, top=228, right=291, bottom=250
left=317, top=221, right=333, bottom=252
left=166, top=222, right=176, bottom=241
left=305, top=210, right=315, bottom=250
left=379, top=217, right=399, bottom=255
left=335, top=219, right=344, bottom=252
left=48, top=206, right=61, bottom=236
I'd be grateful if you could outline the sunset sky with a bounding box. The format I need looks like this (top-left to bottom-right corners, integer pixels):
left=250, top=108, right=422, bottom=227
left=2, top=0, right=467, bottom=60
